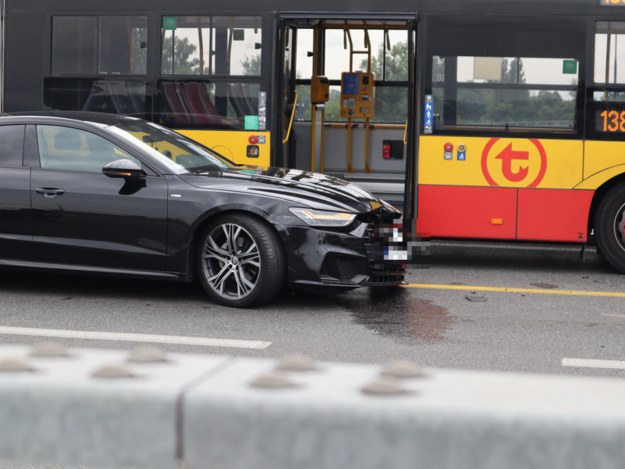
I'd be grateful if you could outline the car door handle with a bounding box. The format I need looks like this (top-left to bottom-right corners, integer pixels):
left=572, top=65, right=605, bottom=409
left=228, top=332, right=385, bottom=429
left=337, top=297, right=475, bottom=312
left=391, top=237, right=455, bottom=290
left=35, top=187, right=65, bottom=197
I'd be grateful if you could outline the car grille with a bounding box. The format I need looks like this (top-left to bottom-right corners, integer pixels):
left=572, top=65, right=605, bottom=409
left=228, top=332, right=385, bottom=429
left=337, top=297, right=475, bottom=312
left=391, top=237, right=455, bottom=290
left=359, top=207, right=407, bottom=286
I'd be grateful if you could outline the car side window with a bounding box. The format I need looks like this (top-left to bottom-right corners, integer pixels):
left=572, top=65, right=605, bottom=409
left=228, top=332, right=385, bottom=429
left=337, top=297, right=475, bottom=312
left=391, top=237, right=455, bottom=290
left=0, top=125, right=25, bottom=167
left=36, top=125, right=140, bottom=172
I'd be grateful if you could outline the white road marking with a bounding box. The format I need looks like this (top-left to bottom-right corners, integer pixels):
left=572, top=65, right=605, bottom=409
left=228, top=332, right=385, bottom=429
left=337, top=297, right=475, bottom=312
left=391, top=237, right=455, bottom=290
left=562, top=358, right=625, bottom=370
left=0, top=326, right=271, bottom=350
left=602, top=313, right=625, bottom=319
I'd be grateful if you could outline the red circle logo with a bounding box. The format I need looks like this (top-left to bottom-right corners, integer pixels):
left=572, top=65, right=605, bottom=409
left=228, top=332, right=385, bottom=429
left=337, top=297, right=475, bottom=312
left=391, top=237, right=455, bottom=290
left=481, top=138, right=547, bottom=188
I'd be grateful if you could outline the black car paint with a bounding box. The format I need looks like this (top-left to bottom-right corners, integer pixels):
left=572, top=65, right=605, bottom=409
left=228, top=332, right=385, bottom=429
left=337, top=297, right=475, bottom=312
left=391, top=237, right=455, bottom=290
left=0, top=113, right=404, bottom=293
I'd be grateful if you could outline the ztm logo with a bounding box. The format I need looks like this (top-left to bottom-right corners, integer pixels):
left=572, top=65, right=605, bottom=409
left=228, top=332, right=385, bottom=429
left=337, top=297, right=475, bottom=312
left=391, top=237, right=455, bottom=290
left=481, top=138, right=547, bottom=187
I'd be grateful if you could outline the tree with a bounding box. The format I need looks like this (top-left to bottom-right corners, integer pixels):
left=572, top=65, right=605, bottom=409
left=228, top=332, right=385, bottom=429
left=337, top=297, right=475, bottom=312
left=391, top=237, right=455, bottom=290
left=161, top=36, right=200, bottom=74
left=241, top=55, right=261, bottom=76
left=354, top=41, right=409, bottom=123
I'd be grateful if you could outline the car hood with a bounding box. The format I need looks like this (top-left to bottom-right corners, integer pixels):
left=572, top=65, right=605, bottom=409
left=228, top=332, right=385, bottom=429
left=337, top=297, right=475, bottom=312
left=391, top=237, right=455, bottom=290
left=180, top=166, right=389, bottom=214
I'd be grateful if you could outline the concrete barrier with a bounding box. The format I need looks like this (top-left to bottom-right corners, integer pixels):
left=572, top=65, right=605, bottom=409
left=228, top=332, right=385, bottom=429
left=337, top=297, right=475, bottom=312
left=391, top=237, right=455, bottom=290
left=1, top=345, right=625, bottom=469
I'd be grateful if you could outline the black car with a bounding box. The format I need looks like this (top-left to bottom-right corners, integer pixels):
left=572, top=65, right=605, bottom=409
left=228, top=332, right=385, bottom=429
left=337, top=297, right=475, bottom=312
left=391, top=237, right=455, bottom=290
left=0, top=112, right=406, bottom=307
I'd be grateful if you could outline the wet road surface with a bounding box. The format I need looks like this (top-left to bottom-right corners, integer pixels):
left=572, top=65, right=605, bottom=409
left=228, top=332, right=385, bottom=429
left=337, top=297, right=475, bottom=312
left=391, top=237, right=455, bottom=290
left=0, top=242, right=623, bottom=377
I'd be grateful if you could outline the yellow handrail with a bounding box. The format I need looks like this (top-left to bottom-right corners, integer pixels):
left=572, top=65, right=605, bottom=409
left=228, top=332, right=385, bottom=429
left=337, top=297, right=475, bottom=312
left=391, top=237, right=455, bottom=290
left=403, top=120, right=409, bottom=145
left=282, top=91, right=299, bottom=144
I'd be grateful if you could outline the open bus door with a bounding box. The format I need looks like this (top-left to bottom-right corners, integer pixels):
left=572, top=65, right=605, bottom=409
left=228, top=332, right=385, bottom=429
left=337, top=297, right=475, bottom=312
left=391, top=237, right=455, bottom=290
left=403, top=18, right=418, bottom=230
left=277, top=21, right=298, bottom=168
left=274, top=16, right=418, bottom=216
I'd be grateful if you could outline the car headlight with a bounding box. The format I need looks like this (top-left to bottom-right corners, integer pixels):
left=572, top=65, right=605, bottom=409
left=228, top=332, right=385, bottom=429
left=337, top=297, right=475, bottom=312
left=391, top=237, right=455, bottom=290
left=382, top=199, right=401, bottom=214
left=289, top=208, right=357, bottom=227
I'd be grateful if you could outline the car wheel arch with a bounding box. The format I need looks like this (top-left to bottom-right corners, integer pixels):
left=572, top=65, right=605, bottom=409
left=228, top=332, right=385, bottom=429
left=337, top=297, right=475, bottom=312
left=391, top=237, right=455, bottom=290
left=187, top=207, right=286, bottom=281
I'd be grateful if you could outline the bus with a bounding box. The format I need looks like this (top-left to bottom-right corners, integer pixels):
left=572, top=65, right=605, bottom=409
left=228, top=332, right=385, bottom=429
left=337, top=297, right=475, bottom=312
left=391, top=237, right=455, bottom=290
left=3, top=0, right=625, bottom=273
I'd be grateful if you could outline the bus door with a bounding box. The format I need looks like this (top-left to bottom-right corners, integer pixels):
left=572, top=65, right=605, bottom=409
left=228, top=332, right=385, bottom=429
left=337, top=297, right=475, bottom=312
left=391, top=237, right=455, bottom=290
left=277, top=21, right=298, bottom=168
left=275, top=16, right=418, bottom=211
left=416, top=14, right=588, bottom=243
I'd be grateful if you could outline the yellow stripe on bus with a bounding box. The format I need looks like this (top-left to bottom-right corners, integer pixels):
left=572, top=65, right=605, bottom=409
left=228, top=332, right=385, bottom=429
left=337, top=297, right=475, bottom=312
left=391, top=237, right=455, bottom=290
left=403, top=283, right=625, bottom=298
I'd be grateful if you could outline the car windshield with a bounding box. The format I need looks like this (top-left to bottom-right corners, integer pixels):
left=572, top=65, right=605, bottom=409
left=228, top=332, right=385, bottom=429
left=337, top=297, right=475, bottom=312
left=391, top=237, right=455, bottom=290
left=110, top=120, right=233, bottom=172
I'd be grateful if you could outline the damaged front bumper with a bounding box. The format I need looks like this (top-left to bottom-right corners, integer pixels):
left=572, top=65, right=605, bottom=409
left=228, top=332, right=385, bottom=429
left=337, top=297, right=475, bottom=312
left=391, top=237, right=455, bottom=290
left=281, top=208, right=407, bottom=291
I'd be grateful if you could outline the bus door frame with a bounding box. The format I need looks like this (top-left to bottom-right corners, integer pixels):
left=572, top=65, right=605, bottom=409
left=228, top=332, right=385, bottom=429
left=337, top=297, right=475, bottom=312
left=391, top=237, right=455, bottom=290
left=274, top=14, right=419, bottom=209
left=403, top=18, right=419, bottom=230
left=275, top=19, right=299, bottom=168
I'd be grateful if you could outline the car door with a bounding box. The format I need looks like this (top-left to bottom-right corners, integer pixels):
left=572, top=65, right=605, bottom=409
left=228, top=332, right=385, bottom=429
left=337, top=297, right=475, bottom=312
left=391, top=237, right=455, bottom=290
left=30, top=124, right=169, bottom=272
left=0, top=124, right=32, bottom=261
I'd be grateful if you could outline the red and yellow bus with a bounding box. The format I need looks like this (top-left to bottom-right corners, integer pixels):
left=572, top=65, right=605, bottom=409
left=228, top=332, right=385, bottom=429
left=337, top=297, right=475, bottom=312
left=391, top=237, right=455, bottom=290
left=3, top=0, right=625, bottom=272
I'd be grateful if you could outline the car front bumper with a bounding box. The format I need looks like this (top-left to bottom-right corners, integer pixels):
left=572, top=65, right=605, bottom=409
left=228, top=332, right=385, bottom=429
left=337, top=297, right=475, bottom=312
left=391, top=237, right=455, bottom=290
left=280, top=217, right=407, bottom=291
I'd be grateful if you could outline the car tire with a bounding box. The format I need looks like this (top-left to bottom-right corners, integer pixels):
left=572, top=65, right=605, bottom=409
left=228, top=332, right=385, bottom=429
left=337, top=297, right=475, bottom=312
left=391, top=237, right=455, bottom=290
left=197, top=214, right=286, bottom=307
left=595, top=184, right=625, bottom=274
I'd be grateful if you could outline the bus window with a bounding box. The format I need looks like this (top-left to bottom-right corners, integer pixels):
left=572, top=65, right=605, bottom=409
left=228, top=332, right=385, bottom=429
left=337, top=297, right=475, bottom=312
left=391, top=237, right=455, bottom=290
left=212, top=16, right=262, bottom=76
left=321, top=28, right=408, bottom=123
left=595, top=22, right=625, bottom=84
left=51, top=16, right=147, bottom=75
left=44, top=78, right=148, bottom=118
left=161, top=16, right=211, bottom=75
left=51, top=17, right=97, bottom=74
left=590, top=22, right=625, bottom=137
left=161, top=16, right=262, bottom=77
left=154, top=80, right=260, bottom=128
left=428, top=15, right=583, bottom=134
left=158, top=16, right=263, bottom=127
left=433, top=55, right=578, bottom=130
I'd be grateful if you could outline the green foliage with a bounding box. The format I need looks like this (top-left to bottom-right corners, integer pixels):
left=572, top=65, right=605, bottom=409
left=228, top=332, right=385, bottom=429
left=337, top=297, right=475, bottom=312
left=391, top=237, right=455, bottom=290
left=452, top=58, right=575, bottom=128
left=161, top=36, right=200, bottom=74
left=241, top=55, right=262, bottom=76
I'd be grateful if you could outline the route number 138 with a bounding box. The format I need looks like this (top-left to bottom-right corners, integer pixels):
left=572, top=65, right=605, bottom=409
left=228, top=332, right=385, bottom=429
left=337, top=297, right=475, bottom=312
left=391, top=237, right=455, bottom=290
left=600, top=110, right=625, bottom=133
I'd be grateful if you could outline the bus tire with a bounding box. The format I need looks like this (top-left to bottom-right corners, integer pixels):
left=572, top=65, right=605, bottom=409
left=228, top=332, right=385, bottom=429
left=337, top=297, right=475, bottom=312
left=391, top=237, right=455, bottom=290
left=595, top=185, right=625, bottom=274
left=197, top=214, right=286, bottom=308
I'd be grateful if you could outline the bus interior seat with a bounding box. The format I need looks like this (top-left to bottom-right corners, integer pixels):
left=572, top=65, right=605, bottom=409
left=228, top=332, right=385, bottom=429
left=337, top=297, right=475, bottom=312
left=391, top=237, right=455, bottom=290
left=228, top=83, right=252, bottom=117
left=182, top=82, right=223, bottom=126
left=161, top=81, right=192, bottom=125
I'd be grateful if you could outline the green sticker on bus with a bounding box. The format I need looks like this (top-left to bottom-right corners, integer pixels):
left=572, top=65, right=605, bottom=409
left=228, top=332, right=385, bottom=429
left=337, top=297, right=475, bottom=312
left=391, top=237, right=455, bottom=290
left=162, top=16, right=178, bottom=31
left=244, top=115, right=259, bottom=130
left=562, top=59, right=578, bottom=75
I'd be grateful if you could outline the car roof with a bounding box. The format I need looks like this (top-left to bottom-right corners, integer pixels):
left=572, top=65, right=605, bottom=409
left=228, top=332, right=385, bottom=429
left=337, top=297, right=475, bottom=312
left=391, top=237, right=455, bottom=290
left=0, top=111, right=143, bottom=127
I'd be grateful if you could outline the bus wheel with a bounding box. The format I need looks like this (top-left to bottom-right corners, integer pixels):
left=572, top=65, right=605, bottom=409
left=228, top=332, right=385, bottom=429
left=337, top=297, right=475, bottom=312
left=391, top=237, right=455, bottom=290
left=197, top=214, right=286, bottom=307
left=595, top=185, right=625, bottom=274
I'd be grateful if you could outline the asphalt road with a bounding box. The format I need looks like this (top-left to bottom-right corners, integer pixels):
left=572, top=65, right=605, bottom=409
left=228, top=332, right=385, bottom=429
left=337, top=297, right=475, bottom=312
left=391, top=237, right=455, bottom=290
left=0, top=241, right=624, bottom=378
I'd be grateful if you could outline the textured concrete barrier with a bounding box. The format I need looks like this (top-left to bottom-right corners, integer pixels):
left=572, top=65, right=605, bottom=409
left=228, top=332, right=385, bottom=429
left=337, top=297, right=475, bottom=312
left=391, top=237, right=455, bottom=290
left=0, top=344, right=227, bottom=469
left=1, top=345, right=625, bottom=469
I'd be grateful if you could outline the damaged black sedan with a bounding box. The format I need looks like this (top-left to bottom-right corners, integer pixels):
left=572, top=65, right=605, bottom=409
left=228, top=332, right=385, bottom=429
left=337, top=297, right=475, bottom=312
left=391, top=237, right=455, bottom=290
left=0, top=112, right=406, bottom=307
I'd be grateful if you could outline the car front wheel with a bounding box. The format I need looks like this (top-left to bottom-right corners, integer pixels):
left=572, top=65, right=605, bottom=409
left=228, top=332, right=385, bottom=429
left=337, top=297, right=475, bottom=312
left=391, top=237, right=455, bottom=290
left=197, top=214, right=286, bottom=307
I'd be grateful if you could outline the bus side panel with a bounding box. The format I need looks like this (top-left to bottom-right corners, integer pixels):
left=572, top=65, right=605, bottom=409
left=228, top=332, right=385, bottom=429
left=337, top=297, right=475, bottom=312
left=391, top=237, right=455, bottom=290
left=583, top=141, right=625, bottom=184
left=516, top=189, right=593, bottom=243
left=4, top=10, right=45, bottom=112
left=416, top=185, right=517, bottom=239
left=175, top=130, right=271, bottom=167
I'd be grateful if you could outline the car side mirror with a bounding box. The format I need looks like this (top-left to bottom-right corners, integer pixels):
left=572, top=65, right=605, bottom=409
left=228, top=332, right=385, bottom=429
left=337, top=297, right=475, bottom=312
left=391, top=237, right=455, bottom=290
left=102, top=159, right=144, bottom=180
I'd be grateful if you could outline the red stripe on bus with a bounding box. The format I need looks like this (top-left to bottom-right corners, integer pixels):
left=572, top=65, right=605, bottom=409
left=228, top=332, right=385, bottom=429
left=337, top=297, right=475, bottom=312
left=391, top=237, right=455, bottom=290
left=416, top=185, right=594, bottom=243
left=517, top=188, right=593, bottom=242
left=416, top=185, right=517, bottom=239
